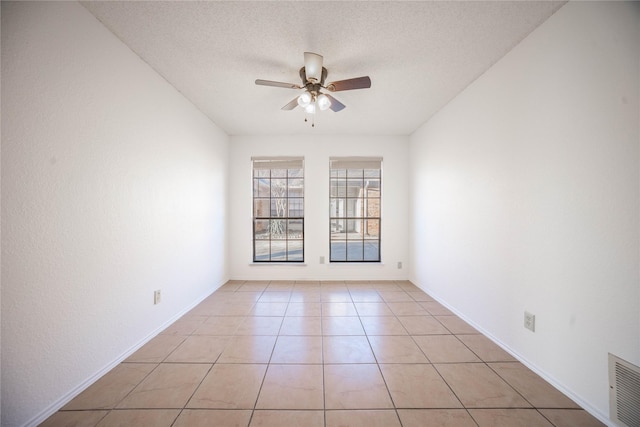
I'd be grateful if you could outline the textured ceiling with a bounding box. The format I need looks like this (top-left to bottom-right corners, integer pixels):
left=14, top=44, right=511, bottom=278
left=81, top=1, right=566, bottom=136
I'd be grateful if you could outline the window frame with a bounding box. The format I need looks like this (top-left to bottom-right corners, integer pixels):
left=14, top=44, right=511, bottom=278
left=329, top=157, right=382, bottom=263
left=252, top=157, right=304, bottom=263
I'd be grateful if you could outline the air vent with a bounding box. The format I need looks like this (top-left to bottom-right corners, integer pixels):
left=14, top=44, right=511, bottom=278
left=609, top=353, right=640, bottom=427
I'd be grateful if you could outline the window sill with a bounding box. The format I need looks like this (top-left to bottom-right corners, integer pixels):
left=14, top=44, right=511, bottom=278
left=249, top=263, right=307, bottom=266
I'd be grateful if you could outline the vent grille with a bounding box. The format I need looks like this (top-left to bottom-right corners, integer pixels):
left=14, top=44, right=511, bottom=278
left=609, top=353, right=640, bottom=427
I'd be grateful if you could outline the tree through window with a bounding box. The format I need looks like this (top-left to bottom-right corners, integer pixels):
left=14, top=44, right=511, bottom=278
left=252, top=157, right=304, bottom=262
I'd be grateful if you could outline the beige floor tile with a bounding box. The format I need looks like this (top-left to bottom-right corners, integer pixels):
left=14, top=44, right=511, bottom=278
left=489, top=362, right=580, bottom=408
left=419, top=301, right=454, bottom=315
left=434, top=315, right=479, bottom=334
left=325, top=409, right=401, bottom=427
left=258, top=291, right=291, bottom=302
left=368, top=336, right=429, bottom=363
left=174, top=409, right=252, bottom=427
left=386, top=302, right=428, bottom=316
left=250, top=303, right=288, bottom=316
left=249, top=410, right=324, bottom=427
left=164, top=336, right=229, bottom=363
left=406, top=291, right=434, bottom=302
left=468, top=409, right=553, bottom=426
left=255, top=364, right=324, bottom=409
left=380, top=364, right=462, bottom=408
left=285, top=302, right=322, bottom=316
left=271, top=336, right=323, bottom=364
left=322, top=316, right=365, bottom=335
left=349, top=291, right=384, bottom=302
left=218, top=336, right=277, bottom=363
left=458, top=335, right=517, bottom=362
left=397, top=316, right=450, bottom=335
left=161, top=316, right=207, bottom=336
left=40, top=410, right=109, bottom=426
left=125, top=335, right=186, bottom=363
left=192, top=316, right=245, bottom=335
left=324, top=364, right=393, bottom=409
left=208, top=302, right=256, bottom=316
left=397, top=409, right=477, bottom=427
left=322, top=302, right=358, bottom=316
left=218, top=282, right=244, bottom=291
left=413, top=335, right=480, bottom=363
left=96, top=409, right=180, bottom=426
left=289, top=290, right=321, bottom=302
left=354, top=302, right=394, bottom=316
left=321, top=291, right=353, bottom=302
left=538, top=409, right=606, bottom=427
left=377, top=291, right=414, bottom=302
left=323, top=336, right=376, bottom=364
left=117, top=364, right=210, bottom=409
left=279, top=316, right=322, bottom=335
left=238, top=283, right=269, bottom=292
left=370, top=282, right=403, bottom=291
left=63, top=363, right=156, bottom=410
left=360, top=316, right=408, bottom=335
left=435, top=363, right=530, bottom=408
left=235, top=317, right=283, bottom=335
left=187, top=364, right=267, bottom=409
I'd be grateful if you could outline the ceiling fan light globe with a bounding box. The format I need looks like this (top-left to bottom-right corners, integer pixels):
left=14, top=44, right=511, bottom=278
left=317, top=94, right=331, bottom=111
left=297, top=92, right=312, bottom=107
left=305, top=103, right=316, bottom=114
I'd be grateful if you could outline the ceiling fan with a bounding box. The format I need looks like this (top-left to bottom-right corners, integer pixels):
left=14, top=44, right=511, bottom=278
left=255, top=52, right=371, bottom=117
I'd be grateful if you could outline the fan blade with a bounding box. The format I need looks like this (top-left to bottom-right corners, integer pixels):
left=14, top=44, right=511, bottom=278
left=326, top=76, right=371, bottom=92
left=255, top=79, right=301, bottom=89
left=325, top=94, right=346, bottom=112
left=304, top=52, right=323, bottom=82
left=281, top=97, right=299, bottom=110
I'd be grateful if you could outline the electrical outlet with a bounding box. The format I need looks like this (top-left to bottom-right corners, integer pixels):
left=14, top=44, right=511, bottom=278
left=524, top=311, right=535, bottom=332
left=154, top=290, right=161, bottom=305
left=397, top=261, right=403, bottom=269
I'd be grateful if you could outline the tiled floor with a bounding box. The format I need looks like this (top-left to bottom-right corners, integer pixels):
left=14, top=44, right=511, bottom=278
left=42, top=280, right=605, bottom=427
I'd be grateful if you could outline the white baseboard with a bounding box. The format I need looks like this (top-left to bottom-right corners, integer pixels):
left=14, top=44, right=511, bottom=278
left=24, top=283, right=222, bottom=427
left=410, top=281, right=613, bottom=427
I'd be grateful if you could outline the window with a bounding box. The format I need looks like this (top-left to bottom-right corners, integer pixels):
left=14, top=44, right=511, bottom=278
left=329, top=157, right=381, bottom=262
left=252, top=157, right=304, bottom=262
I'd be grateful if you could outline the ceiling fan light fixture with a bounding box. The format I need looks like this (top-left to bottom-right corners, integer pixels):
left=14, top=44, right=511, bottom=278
left=304, top=103, right=316, bottom=115
left=317, top=93, right=331, bottom=111
left=297, top=92, right=312, bottom=108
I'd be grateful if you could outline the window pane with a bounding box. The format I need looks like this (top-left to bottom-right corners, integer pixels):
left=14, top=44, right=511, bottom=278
left=255, top=169, right=270, bottom=178
left=254, top=199, right=270, bottom=217
left=347, top=179, right=363, bottom=197
left=271, top=169, right=287, bottom=178
left=331, top=219, right=345, bottom=237
left=288, top=219, right=303, bottom=239
left=288, top=179, right=303, bottom=197
left=347, top=241, right=364, bottom=261
left=271, top=241, right=287, bottom=261
left=271, top=179, right=286, bottom=197
left=347, top=169, right=363, bottom=178
left=288, top=241, right=303, bottom=261
left=254, top=179, right=270, bottom=197
left=254, top=241, right=270, bottom=261
left=346, top=199, right=362, bottom=218
left=364, top=169, right=380, bottom=178
left=330, top=199, right=344, bottom=217
left=270, top=199, right=287, bottom=217
left=366, top=198, right=380, bottom=217
left=254, top=220, right=270, bottom=239
left=363, top=241, right=379, bottom=261
left=288, top=168, right=303, bottom=178
left=364, top=219, right=380, bottom=238
left=269, top=219, right=286, bottom=239
left=288, top=198, right=303, bottom=217
left=330, top=242, right=346, bottom=261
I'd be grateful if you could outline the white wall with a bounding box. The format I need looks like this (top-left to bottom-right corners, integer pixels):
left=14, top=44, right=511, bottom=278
left=409, top=1, right=639, bottom=423
left=229, top=135, right=409, bottom=280
left=1, top=3, right=229, bottom=426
